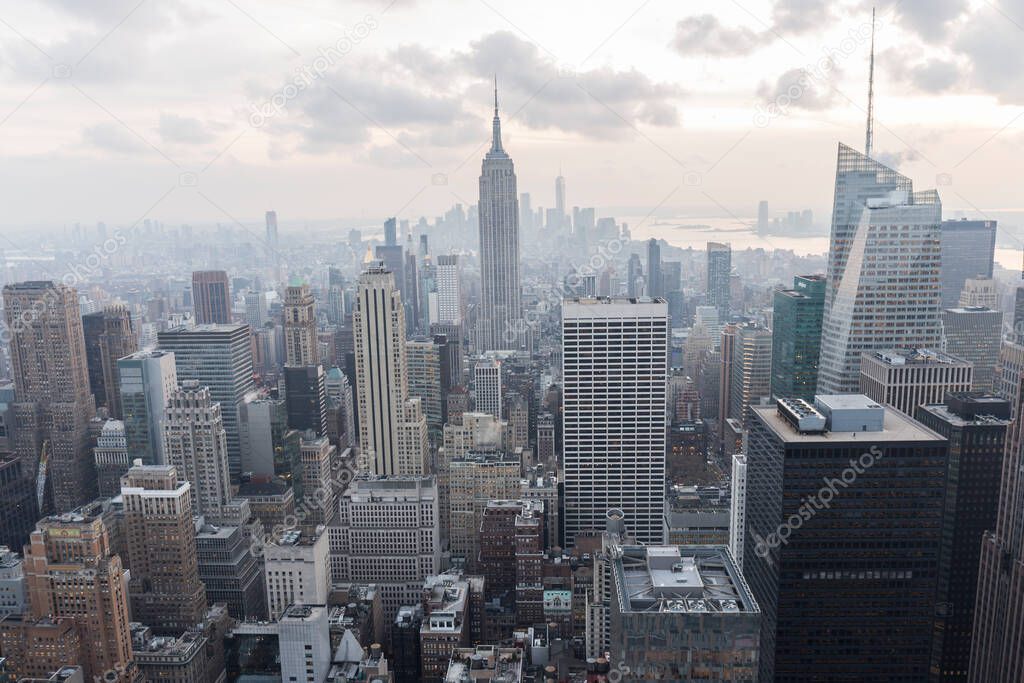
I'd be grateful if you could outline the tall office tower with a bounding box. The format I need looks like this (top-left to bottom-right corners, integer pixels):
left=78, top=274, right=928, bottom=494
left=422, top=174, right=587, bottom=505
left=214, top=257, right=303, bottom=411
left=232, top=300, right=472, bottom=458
left=995, top=336, right=1024, bottom=412
left=23, top=511, right=138, bottom=683
left=158, top=324, right=255, bottom=478
left=940, top=218, right=997, bottom=308
left=83, top=305, right=138, bottom=417
left=331, top=476, right=440, bottom=620
left=4, top=281, right=97, bottom=512
left=859, top=348, right=973, bottom=416
left=407, top=338, right=443, bottom=439
left=626, top=253, right=643, bottom=297
left=297, top=435, right=337, bottom=528
left=771, top=275, right=825, bottom=401
left=278, top=606, right=333, bottom=683
left=436, top=254, right=462, bottom=325
left=971, top=379, right=1024, bottom=681
left=477, top=86, right=523, bottom=352
left=404, top=249, right=420, bottom=330
left=562, top=298, right=669, bottom=545
left=757, top=199, right=770, bottom=233
left=437, top=412, right=508, bottom=540
left=959, top=277, right=999, bottom=308
left=0, top=458, right=35, bottom=553
left=707, top=242, right=732, bottom=319
left=555, top=174, right=566, bottom=229
left=196, top=522, right=265, bottom=621
left=728, top=322, right=773, bottom=427
left=746, top=395, right=948, bottom=681
left=284, top=365, right=328, bottom=436
left=244, top=290, right=268, bottom=329
left=162, top=381, right=233, bottom=520
left=265, top=210, right=279, bottom=249
left=447, top=452, right=522, bottom=567
left=473, top=358, right=502, bottom=419
left=192, top=270, right=232, bottom=325
left=914, top=393, right=1010, bottom=682
left=94, top=419, right=130, bottom=496
left=519, top=192, right=533, bottom=232
left=264, top=528, right=329, bottom=620
left=284, top=284, right=318, bottom=366
left=384, top=216, right=398, bottom=246
left=353, top=265, right=428, bottom=476
left=943, top=307, right=1003, bottom=392
left=325, top=367, right=355, bottom=443
left=118, top=350, right=177, bottom=466
left=718, top=323, right=740, bottom=440
left=818, top=145, right=943, bottom=393
left=646, top=239, right=662, bottom=298
left=120, top=462, right=207, bottom=635
left=536, top=412, right=556, bottom=464
left=729, top=453, right=747, bottom=571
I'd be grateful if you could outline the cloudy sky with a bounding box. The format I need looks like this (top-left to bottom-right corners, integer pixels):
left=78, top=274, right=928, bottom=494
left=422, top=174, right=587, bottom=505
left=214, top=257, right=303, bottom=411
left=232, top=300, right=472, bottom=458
left=1, top=0, right=1022, bottom=230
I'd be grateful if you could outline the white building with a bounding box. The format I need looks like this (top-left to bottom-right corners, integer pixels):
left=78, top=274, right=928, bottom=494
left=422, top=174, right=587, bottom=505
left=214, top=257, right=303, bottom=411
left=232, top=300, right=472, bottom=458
left=859, top=348, right=973, bottom=417
left=0, top=546, right=25, bottom=616
left=279, top=604, right=332, bottom=683
left=330, top=476, right=440, bottom=621
left=264, top=528, right=330, bottom=620
left=435, top=254, right=462, bottom=325
left=730, top=453, right=748, bottom=571
left=562, top=297, right=669, bottom=546
left=473, top=358, right=502, bottom=420
left=353, top=265, right=428, bottom=476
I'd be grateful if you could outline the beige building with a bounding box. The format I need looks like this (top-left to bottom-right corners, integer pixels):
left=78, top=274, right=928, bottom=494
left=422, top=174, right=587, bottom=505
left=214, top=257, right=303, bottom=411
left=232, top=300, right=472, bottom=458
left=448, top=452, right=522, bottom=566
left=859, top=348, right=973, bottom=416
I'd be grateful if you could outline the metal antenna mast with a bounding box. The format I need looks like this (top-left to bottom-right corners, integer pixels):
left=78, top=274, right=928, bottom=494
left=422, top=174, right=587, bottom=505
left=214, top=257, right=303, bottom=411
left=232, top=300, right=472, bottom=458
left=865, top=7, right=876, bottom=158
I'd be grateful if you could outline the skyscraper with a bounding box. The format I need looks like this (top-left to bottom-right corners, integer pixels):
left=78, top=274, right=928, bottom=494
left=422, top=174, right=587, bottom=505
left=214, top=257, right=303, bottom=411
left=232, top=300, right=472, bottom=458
left=384, top=216, right=397, bottom=246
left=746, top=395, right=947, bottom=681
left=118, top=350, right=178, bottom=465
left=817, top=144, right=943, bottom=393
left=770, top=275, right=825, bottom=401
left=283, top=283, right=318, bottom=366
left=4, top=281, right=96, bottom=512
left=562, top=297, right=669, bottom=545
left=859, top=348, right=973, bottom=417
left=82, top=304, right=137, bottom=417
left=120, top=461, right=207, bottom=636
left=707, top=242, right=731, bottom=319
left=192, top=270, right=232, bottom=325
left=265, top=210, right=278, bottom=249
left=519, top=192, right=533, bottom=233
left=283, top=365, right=328, bottom=436
left=555, top=174, right=566, bottom=229
left=435, top=254, right=462, bottom=325
left=646, top=238, right=662, bottom=298
left=728, top=322, right=773, bottom=426
left=473, top=357, right=502, bottom=420
left=162, top=381, right=234, bottom=521
left=158, top=324, right=255, bottom=478
left=942, top=306, right=1003, bottom=392
left=353, top=265, right=428, bottom=476
left=477, top=84, right=523, bottom=351
left=940, top=219, right=997, bottom=309
left=626, top=253, right=643, bottom=298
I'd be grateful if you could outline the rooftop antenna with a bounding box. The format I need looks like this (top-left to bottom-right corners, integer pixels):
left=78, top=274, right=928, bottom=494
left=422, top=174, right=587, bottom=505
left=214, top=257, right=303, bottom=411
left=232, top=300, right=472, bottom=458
left=865, top=7, right=876, bottom=158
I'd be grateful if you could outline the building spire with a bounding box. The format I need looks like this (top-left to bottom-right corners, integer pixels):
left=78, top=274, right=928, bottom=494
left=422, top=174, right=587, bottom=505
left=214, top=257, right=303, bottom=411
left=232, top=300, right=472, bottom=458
left=865, top=6, right=876, bottom=158
left=491, top=74, right=503, bottom=153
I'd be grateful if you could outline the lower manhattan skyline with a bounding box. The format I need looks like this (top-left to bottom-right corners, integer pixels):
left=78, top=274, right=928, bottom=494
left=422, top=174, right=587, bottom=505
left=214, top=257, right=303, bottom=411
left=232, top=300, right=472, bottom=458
left=1, top=1, right=1024, bottom=682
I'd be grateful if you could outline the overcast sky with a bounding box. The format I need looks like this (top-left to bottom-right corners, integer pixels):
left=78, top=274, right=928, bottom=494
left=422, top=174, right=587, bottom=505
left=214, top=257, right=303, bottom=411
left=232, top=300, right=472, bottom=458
left=1, top=0, right=1022, bottom=229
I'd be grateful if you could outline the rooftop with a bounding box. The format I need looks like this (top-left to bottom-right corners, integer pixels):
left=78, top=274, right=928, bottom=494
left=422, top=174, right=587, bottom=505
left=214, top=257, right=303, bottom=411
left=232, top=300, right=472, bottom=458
left=865, top=348, right=969, bottom=367
left=755, top=397, right=944, bottom=443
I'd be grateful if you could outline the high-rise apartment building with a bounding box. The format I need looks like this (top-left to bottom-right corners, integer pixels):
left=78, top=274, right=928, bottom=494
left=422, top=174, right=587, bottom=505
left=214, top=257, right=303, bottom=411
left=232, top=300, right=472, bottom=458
left=331, top=476, right=440, bottom=620
left=284, top=283, right=318, bottom=366
left=353, top=265, right=428, bottom=476
left=477, top=88, right=523, bottom=351
left=707, top=242, right=732, bottom=319
left=120, top=461, right=207, bottom=635
left=771, top=275, right=825, bottom=401
left=158, top=324, right=255, bottom=478
left=745, top=395, right=948, bottom=681
left=118, top=350, right=178, bottom=465
left=940, top=218, right=997, bottom=309
left=942, top=306, right=1003, bottom=392
left=191, top=270, right=232, bottom=325
left=818, top=144, right=943, bottom=393
left=4, top=281, right=96, bottom=512
left=914, top=393, right=1010, bottom=682
left=162, top=381, right=234, bottom=520
left=23, top=510, right=137, bottom=683
left=859, top=348, right=973, bottom=417
left=562, top=297, right=669, bottom=545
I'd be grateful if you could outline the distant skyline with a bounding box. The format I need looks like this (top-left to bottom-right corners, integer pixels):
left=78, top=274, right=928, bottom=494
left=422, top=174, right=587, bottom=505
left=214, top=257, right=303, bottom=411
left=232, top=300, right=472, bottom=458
left=1, top=0, right=1022, bottom=228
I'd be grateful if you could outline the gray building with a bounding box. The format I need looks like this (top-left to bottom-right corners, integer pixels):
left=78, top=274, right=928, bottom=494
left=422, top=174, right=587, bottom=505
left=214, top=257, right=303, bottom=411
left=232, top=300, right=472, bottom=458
left=940, top=219, right=997, bottom=309
left=942, top=306, right=1003, bottom=392
left=706, top=242, right=731, bottom=319
left=117, top=350, right=178, bottom=465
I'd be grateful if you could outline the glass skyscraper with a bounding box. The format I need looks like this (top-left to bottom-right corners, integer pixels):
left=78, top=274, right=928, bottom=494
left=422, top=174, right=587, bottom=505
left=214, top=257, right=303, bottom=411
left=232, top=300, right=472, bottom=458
left=771, top=274, right=825, bottom=401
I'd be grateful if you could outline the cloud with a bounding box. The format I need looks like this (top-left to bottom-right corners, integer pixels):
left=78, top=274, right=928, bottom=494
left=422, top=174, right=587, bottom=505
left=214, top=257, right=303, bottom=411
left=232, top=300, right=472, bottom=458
left=758, top=67, right=839, bottom=110
left=671, top=15, right=770, bottom=57
left=885, top=0, right=970, bottom=43
left=82, top=122, right=149, bottom=154
left=158, top=114, right=216, bottom=144
left=772, top=0, right=835, bottom=34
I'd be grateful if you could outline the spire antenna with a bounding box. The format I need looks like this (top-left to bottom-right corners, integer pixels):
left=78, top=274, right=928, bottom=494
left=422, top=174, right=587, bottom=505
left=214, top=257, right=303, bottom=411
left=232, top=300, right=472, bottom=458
left=490, top=74, right=503, bottom=153
left=865, top=6, right=876, bottom=158
left=494, top=74, right=499, bottom=114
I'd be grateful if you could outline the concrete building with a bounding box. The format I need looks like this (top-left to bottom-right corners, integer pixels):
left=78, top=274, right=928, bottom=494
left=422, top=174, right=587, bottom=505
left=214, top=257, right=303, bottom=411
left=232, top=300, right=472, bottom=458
left=264, top=527, right=330, bottom=620
left=419, top=574, right=472, bottom=683
left=191, top=270, right=232, bottom=325
left=81, top=304, right=137, bottom=418
left=118, top=350, right=178, bottom=465
left=729, top=453, right=747, bottom=571
left=562, top=298, right=669, bottom=545
left=859, top=348, right=973, bottom=417
left=130, top=625, right=210, bottom=683
left=473, top=358, right=502, bottom=420
left=279, top=605, right=332, bottom=683
left=0, top=547, right=25, bottom=616
left=196, top=523, right=265, bottom=621
left=447, top=452, right=521, bottom=566
left=284, top=284, right=319, bottom=367
left=94, top=419, right=130, bottom=496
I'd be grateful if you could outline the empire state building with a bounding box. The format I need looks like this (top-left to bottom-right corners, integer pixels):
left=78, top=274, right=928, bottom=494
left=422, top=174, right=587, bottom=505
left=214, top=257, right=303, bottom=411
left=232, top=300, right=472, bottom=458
left=477, top=82, right=524, bottom=351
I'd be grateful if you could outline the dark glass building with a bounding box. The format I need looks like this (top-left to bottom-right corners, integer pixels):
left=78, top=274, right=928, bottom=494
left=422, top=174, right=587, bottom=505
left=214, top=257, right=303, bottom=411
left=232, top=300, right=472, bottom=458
left=770, top=274, right=825, bottom=401
left=745, top=395, right=948, bottom=681
left=939, top=219, right=996, bottom=309
left=283, top=365, right=327, bottom=437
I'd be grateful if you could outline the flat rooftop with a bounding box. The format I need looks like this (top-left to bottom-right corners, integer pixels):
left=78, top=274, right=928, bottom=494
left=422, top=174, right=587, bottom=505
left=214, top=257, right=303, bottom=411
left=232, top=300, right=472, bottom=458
left=611, top=545, right=758, bottom=615
left=753, top=401, right=945, bottom=443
